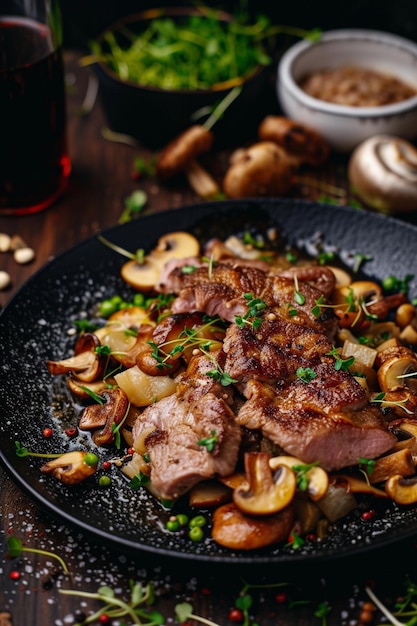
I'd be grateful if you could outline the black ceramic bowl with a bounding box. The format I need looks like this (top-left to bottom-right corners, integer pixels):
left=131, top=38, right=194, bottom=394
left=91, top=6, right=273, bottom=149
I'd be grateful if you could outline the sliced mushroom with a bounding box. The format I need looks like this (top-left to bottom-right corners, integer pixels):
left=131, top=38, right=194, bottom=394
left=258, top=115, right=330, bottom=167
left=377, top=352, right=417, bottom=393
left=332, top=474, right=388, bottom=498
left=368, top=448, right=415, bottom=484
left=188, top=480, right=232, bottom=508
left=376, top=388, right=417, bottom=417
left=67, top=377, right=116, bottom=400
left=121, top=231, right=200, bottom=291
left=269, top=455, right=329, bottom=501
left=222, top=141, right=294, bottom=199
left=46, top=332, right=105, bottom=383
left=40, top=450, right=97, bottom=484
left=78, top=387, right=129, bottom=446
left=156, top=125, right=220, bottom=199
left=212, top=501, right=294, bottom=550
left=385, top=474, right=417, bottom=504
left=391, top=419, right=417, bottom=458
left=348, top=135, right=417, bottom=214
left=233, top=452, right=297, bottom=516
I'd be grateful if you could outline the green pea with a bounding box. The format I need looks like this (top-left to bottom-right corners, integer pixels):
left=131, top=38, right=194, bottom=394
left=189, top=515, right=206, bottom=528
left=98, top=475, right=111, bottom=487
left=176, top=513, right=189, bottom=527
left=189, top=526, right=204, bottom=542
left=166, top=518, right=180, bottom=532
left=132, top=293, right=146, bottom=307
left=382, top=276, right=397, bottom=291
left=99, top=299, right=118, bottom=317
left=84, top=452, right=99, bottom=467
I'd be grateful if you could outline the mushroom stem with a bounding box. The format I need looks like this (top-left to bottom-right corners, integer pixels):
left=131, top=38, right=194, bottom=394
left=185, top=160, right=220, bottom=199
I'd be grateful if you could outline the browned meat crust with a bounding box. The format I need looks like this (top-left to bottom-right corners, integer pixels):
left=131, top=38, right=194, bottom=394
left=168, top=262, right=338, bottom=337
left=237, top=377, right=396, bottom=471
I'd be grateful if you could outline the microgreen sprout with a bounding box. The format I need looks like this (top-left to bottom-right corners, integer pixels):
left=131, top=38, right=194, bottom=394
left=148, top=318, right=236, bottom=385
left=130, top=473, right=151, bottom=492
left=326, top=346, right=355, bottom=371
left=292, top=274, right=305, bottom=306
left=80, top=386, right=105, bottom=404
left=197, top=430, right=219, bottom=452
left=365, top=585, right=408, bottom=626
left=112, top=401, right=131, bottom=449
left=7, top=536, right=70, bottom=575
left=119, top=189, right=148, bottom=224
left=317, top=251, right=335, bottom=265
left=296, top=366, right=317, bottom=383
left=98, top=234, right=145, bottom=263
left=292, top=462, right=319, bottom=491
left=371, top=392, right=414, bottom=415
left=235, top=292, right=267, bottom=329
left=175, top=602, right=221, bottom=626
left=181, top=264, right=197, bottom=274
left=286, top=251, right=297, bottom=264
left=242, top=231, right=265, bottom=249
left=352, top=253, right=373, bottom=273
left=358, top=458, right=375, bottom=484
left=73, top=319, right=99, bottom=332
left=60, top=581, right=163, bottom=625
left=314, top=601, right=331, bottom=626
left=382, top=273, right=414, bottom=295
left=201, top=254, right=216, bottom=279
left=14, top=441, right=63, bottom=459
left=286, top=532, right=305, bottom=549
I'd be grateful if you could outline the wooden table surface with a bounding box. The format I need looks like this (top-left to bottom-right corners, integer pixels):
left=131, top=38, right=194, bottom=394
left=1, top=50, right=417, bottom=626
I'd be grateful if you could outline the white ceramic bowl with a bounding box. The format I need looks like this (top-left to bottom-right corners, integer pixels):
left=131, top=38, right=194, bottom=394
left=277, top=29, right=417, bottom=152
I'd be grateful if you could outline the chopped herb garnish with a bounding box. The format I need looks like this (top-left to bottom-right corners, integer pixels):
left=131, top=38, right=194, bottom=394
left=296, top=367, right=317, bottom=383
left=292, top=462, right=319, bottom=491
left=129, top=471, right=151, bottom=489
left=327, top=346, right=355, bottom=371
left=235, top=293, right=267, bottom=329
left=352, top=253, right=372, bottom=273
left=197, top=430, right=219, bottom=452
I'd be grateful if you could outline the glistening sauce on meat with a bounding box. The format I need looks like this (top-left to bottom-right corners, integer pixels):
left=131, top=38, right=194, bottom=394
left=44, top=229, right=417, bottom=552
left=299, top=65, right=417, bottom=106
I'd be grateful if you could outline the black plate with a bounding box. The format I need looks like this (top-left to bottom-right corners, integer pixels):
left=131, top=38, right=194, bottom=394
left=2, top=198, right=417, bottom=566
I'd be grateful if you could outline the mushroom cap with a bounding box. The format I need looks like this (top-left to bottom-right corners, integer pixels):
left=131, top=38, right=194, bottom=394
left=156, top=124, right=214, bottom=180
left=348, top=134, right=417, bottom=213
left=258, top=115, right=330, bottom=167
left=223, top=141, right=294, bottom=198
left=121, top=231, right=200, bottom=291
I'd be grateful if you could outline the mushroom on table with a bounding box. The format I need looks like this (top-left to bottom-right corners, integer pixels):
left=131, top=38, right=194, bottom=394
left=156, top=125, right=220, bottom=199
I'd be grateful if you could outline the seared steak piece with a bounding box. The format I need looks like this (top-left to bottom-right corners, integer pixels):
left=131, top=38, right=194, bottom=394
left=237, top=377, right=396, bottom=471
left=168, top=262, right=337, bottom=337
left=223, top=315, right=335, bottom=383
left=157, top=256, right=271, bottom=293
left=132, top=351, right=240, bottom=499
left=132, top=391, right=241, bottom=499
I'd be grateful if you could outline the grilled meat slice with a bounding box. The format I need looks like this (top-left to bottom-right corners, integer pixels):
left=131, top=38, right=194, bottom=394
left=133, top=350, right=239, bottom=500
left=132, top=391, right=241, bottom=500
left=157, top=256, right=271, bottom=293
left=223, top=315, right=335, bottom=383
left=168, top=262, right=337, bottom=336
left=237, top=377, right=396, bottom=471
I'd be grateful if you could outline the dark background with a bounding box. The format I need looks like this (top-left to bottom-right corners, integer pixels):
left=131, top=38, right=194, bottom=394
left=61, top=0, right=417, bottom=49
